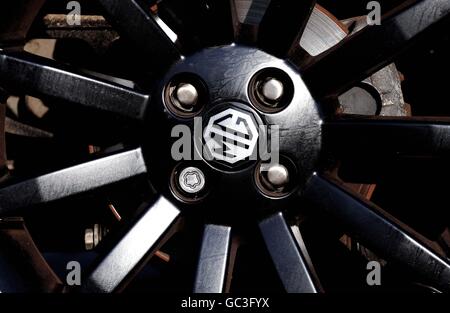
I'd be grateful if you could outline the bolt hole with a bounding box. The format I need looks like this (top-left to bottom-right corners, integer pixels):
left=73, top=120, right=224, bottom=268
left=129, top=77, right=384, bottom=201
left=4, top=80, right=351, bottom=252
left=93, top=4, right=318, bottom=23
left=338, top=82, right=382, bottom=116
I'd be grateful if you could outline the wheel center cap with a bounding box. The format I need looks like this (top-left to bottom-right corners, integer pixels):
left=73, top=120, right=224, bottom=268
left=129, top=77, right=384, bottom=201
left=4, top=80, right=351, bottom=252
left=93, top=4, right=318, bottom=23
left=202, top=105, right=261, bottom=166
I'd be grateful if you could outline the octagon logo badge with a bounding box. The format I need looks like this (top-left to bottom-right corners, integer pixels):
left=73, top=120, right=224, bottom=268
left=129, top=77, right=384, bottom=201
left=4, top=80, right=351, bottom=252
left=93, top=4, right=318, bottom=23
left=203, top=108, right=259, bottom=164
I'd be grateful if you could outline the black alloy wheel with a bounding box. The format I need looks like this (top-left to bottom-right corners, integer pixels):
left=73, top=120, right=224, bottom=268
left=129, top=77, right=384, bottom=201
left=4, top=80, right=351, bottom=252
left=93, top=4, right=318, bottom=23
left=0, top=0, right=449, bottom=293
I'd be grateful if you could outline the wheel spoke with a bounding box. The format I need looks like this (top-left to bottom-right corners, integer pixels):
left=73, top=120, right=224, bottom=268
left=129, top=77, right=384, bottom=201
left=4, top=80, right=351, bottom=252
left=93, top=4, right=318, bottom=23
left=304, top=174, right=450, bottom=291
left=231, top=0, right=270, bottom=45
left=98, top=0, right=181, bottom=71
left=157, top=0, right=234, bottom=51
left=323, top=115, right=450, bottom=158
left=257, top=0, right=316, bottom=58
left=259, top=212, right=322, bottom=293
left=0, top=148, right=147, bottom=216
left=82, top=197, right=181, bottom=293
left=5, top=117, right=53, bottom=138
left=303, top=0, right=450, bottom=97
left=0, top=51, right=150, bottom=121
left=194, top=224, right=233, bottom=293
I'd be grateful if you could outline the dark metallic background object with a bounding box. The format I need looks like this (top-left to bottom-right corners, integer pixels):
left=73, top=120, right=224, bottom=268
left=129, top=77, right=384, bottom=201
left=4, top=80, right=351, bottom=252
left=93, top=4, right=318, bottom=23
left=0, top=0, right=46, bottom=46
left=302, top=0, right=450, bottom=97
left=0, top=218, right=61, bottom=292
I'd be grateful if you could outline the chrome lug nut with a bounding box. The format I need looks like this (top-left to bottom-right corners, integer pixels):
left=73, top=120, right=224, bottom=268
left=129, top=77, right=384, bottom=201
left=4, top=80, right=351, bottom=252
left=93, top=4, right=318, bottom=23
left=266, top=164, right=290, bottom=187
left=261, top=78, right=284, bottom=102
left=84, top=224, right=108, bottom=251
left=178, top=167, right=206, bottom=194
left=175, top=83, right=198, bottom=108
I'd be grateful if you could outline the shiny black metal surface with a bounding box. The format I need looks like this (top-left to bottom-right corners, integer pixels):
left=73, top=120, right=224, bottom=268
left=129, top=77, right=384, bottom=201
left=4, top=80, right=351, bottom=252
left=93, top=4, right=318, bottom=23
left=194, top=224, right=232, bottom=293
left=0, top=148, right=147, bottom=216
left=260, top=212, right=322, bottom=293
left=97, top=0, right=181, bottom=72
left=82, top=196, right=180, bottom=293
left=0, top=51, right=150, bottom=120
left=158, top=0, right=234, bottom=51
left=146, top=45, right=323, bottom=204
left=304, top=174, right=450, bottom=292
left=323, top=115, right=450, bottom=157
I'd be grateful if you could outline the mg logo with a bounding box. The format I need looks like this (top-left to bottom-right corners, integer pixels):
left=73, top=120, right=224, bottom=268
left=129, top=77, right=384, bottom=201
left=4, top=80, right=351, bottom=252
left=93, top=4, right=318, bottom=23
left=171, top=105, right=279, bottom=168
left=203, top=108, right=259, bottom=164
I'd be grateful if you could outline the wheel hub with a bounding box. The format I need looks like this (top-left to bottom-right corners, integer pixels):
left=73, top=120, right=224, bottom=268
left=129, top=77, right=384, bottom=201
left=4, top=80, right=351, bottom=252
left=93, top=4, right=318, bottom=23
left=146, top=45, right=323, bottom=209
